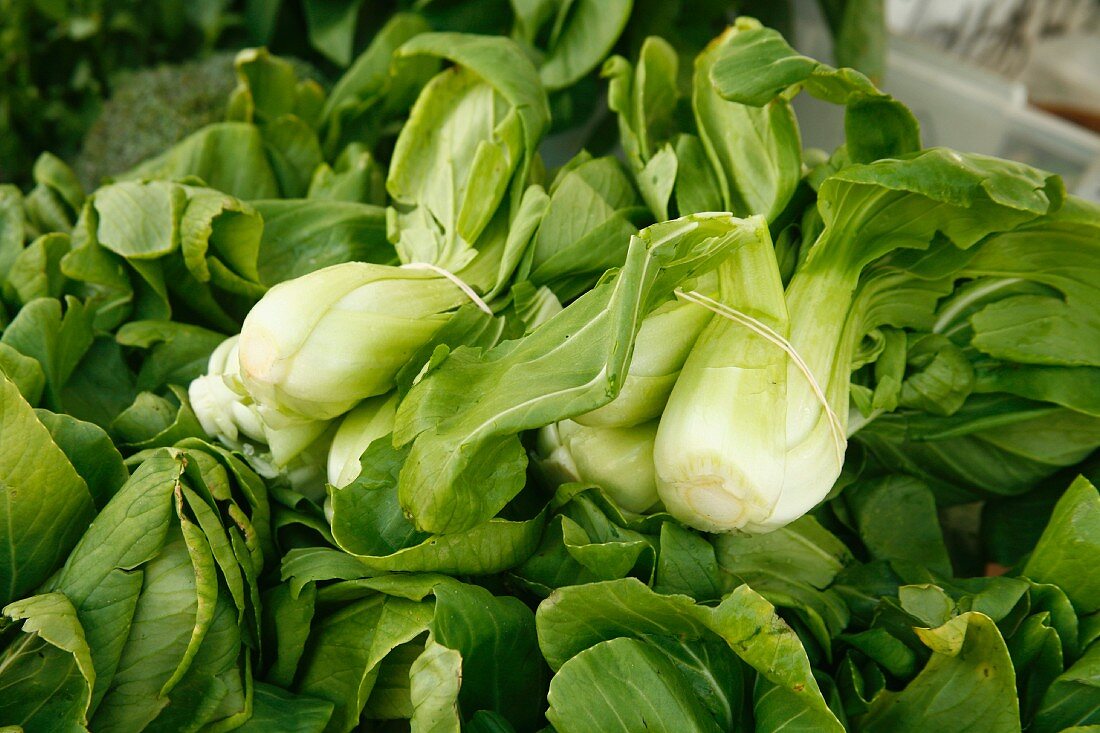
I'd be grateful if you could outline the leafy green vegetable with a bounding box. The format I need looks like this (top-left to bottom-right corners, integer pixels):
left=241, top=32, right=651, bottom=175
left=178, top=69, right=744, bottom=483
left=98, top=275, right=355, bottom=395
left=538, top=578, right=844, bottom=731
left=0, top=443, right=271, bottom=730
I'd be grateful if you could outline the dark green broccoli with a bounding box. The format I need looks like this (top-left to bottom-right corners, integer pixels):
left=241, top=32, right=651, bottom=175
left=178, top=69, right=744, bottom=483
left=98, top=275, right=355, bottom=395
left=75, top=52, right=324, bottom=190
left=74, top=53, right=237, bottom=190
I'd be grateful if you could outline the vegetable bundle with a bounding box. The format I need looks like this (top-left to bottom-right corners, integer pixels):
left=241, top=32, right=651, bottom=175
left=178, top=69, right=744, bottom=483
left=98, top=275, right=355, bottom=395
left=2, top=11, right=1099, bottom=733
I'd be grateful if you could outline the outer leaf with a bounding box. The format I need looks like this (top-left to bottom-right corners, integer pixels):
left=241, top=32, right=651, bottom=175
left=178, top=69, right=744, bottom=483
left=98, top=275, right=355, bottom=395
left=0, top=341, right=45, bottom=404
left=429, top=582, right=544, bottom=731
left=959, top=198, right=1100, bottom=375
left=251, top=200, right=393, bottom=286
left=120, top=123, right=281, bottom=200
left=843, top=475, right=951, bottom=574
left=328, top=438, right=545, bottom=575
left=51, top=450, right=186, bottom=709
left=409, top=640, right=462, bottom=733
left=693, top=20, right=801, bottom=220
left=34, top=409, right=127, bottom=509
left=0, top=374, right=94, bottom=607
left=303, top=0, right=364, bottom=66
left=856, top=397, right=1100, bottom=501
left=538, top=0, right=633, bottom=91
left=536, top=578, right=843, bottom=730
left=236, top=683, right=333, bottom=732
left=115, top=320, right=227, bottom=392
left=295, top=594, right=434, bottom=730
left=388, top=33, right=548, bottom=273
left=1032, top=640, right=1100, bottom=733
left=1024, top=477, right=1100, bottom=614
left=0, top=185, right=26, bottom=300
left=397, top=33, right=550, bottom=156
left=713, top=516, right=851, bottom=590
left=602, top=36, right=678, bottom=177
left=523, top=155, right=644, bottom=300
left=547, top=637, right=723, bottom=733
left=653, top=522, right=722, bottom=601
left=709, top=23, right=918, bottom=163
left=7, top=232, right=70, bottom=305
left=321, top=13, right=432, bottom=123
left=1, top=296, right=95, bottom=411
left=0, top=592, right=96, bottom=728
left=861, top=612, right=1021, bottom=733
left=88, top=527, right=217, bottom=732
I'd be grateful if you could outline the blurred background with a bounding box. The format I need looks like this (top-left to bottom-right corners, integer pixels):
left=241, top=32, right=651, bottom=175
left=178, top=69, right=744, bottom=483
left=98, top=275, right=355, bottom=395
left=794, top=0, right=1100, bottom=200
left=2, top=0, right=1099, bottom=197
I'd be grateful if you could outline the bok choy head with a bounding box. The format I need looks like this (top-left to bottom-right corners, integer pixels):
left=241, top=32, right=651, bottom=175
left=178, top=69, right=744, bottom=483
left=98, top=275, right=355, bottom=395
left=655, top=150, right=1063, bottom=534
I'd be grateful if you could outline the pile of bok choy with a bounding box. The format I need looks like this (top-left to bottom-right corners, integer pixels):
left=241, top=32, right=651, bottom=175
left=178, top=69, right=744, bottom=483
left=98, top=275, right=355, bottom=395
left=1, top=13, right=1098, bottom=733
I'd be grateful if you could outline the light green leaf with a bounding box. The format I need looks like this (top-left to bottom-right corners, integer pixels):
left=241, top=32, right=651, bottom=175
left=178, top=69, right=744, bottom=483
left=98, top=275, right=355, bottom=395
left=861, top=612, right=1021, bottom=733
left=0, top=341, right=45, bottom=404
left=0, top=185, right=26, bottom=301
left=1, top=296, right=95, bottom=411
left=93, top=181, right=184, bottom=260
left=693, top=20, right=801, bottom=220
left=388, top=33, right=548, bottom=274
left=547, top=637, right=723, bottom=733
left=409, top=640, right=462, bottom=733
left=262, top=115, right=324, bottom=198
left=120, top=123, right=281, bottom=200
left=328, top=435, right=545, bottom=576
left=7, top=231, right=70, bottom=304
left=523, top=155, right=644, bottom=300
left=536, top=578, right=842, bottom=730
left=252, top=199, right=393, bottom=286
left=1032, top=640, right=1100, bottom=733
left=602, top=35, right=679, bottom=175
left=397, top=33, right=550, bottom=155
left=0, top=374, right=94, bottom=607
left=538, top=0, right=633, bottom=91
left=709, top=23, right=917, bottom=163
left=35, top=409, right=127, bottom=509
left=958, top=198, right=1100, bottom=374
left=1025, top=476, right=1100, bottom=614
left=713, top=516, right=851, bottom=589
left=112, top=387, right=205, bottom=450
left=88, top=526, right=216, bottom=731
left=429, top=582, right=544, bottom=731
left=51, top=450, right=185, bottom=708
left=320, top=14, right=438, bottom=157
left=296, top=594, right=435, bottom=731
left=308, top=145, right=386, bottom=204
left=0, top=592, right=96, bottom=730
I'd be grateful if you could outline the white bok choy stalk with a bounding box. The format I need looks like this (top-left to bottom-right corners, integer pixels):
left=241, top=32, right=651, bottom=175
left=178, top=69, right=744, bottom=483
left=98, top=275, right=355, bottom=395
left=327, top=393, right=398, bottom=488
left=572, top=288, right=714, bottom=429
left=536, top=419, right=660, bottom=513
left=237, top=262, right=472, bottom=421
left=189, top=335, right=331, bottom=494
left=654, top=221, right=836, bottom=533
